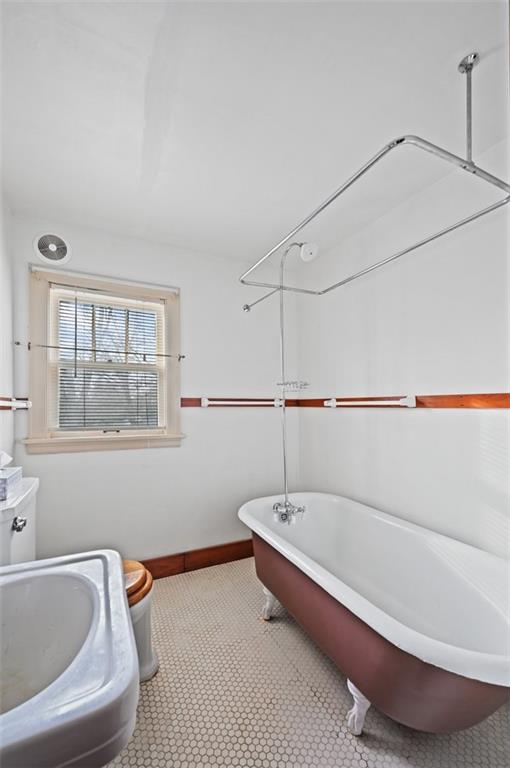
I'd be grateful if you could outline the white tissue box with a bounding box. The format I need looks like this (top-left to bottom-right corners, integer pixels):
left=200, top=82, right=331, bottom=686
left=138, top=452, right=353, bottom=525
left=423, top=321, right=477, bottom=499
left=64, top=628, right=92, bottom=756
left=0, top=466, right=23, bottom=501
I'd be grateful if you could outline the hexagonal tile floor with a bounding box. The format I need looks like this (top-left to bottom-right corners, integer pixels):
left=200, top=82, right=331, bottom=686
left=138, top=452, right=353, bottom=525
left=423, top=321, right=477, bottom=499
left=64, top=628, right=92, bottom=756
left=110, top=558, right=510, bottom=768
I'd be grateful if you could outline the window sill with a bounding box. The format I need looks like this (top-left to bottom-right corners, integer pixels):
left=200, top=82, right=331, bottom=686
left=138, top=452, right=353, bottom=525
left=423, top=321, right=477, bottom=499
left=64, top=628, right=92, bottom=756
left=24, top=433, right=185, bottom=454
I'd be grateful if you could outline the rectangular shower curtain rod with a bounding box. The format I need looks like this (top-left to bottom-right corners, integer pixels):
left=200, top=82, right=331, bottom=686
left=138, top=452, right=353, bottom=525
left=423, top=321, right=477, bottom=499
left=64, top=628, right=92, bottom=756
left=240, top=50, right=509, bottom=305
left=239, top=133, right=510, bottom=299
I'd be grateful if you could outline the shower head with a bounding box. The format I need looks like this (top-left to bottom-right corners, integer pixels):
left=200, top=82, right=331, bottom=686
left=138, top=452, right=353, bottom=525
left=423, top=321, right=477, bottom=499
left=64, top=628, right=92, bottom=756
left=299, top=242, right=319, bottom=262
left=242, top=243, right=319, bottom=312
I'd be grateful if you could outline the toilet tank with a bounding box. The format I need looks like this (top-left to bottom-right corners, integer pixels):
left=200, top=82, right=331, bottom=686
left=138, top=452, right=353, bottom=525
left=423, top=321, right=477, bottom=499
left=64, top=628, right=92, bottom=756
left=0, top=478, right=39, bottom=565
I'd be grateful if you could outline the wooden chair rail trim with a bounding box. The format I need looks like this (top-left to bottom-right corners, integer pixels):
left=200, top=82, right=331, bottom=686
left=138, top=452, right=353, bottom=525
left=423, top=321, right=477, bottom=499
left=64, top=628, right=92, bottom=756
left=8, top=394, right=508, bottom=412
left=181, top=393, right=510, bottom=409
left=299, top=393, right=510, bottom=408
left=142, top=538, right=254, bottom=580
left=414, top=393, right=510, bottom=408
left=0, top=396, right=30, bottom=411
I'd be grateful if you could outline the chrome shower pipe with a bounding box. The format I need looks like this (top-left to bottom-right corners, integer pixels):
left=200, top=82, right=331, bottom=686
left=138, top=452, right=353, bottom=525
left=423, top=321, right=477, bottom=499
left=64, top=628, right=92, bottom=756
left=278, top=242, right=302, bottom=506
left=242, top=242, right=304, bottom=506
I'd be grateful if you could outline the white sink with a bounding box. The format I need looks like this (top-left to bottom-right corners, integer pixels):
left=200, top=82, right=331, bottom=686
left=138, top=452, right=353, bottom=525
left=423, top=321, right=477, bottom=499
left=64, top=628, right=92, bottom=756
left=0, top=550, right=139, bottom=768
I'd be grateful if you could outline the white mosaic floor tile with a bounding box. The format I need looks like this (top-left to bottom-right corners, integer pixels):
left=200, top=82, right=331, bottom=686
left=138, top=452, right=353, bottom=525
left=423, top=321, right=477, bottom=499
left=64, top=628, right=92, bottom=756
left=109, top=558, right=510, bottom=768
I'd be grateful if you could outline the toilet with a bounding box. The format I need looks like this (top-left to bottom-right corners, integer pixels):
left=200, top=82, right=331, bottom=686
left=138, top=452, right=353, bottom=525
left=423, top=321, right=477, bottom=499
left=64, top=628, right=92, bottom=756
left=122, top=560, right=159, bottom=682
left=0, top=478, right=39, bottom=565
left=0, top=478, right=158, bottom=683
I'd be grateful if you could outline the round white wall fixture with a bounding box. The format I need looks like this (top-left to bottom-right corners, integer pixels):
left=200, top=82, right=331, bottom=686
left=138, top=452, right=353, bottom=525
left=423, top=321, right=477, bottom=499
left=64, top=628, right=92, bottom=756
left=33, top=234, right=71, bottom=265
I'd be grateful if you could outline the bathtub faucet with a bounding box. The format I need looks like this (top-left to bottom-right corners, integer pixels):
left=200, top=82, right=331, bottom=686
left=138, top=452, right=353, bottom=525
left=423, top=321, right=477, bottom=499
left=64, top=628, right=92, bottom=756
left=273, top=500, right=306, bottom=524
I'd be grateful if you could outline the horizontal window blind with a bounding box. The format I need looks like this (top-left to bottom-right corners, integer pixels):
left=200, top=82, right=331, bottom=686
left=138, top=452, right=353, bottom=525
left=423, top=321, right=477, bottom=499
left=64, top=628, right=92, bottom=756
left=58, top=368, right=159, bottom=429
left=48, top=285, right=167, bottom=432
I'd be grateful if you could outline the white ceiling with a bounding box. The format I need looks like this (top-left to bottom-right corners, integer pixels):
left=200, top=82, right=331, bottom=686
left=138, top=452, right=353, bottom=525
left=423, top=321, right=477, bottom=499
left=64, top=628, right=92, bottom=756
left=2, top=1, right=509, bottom=260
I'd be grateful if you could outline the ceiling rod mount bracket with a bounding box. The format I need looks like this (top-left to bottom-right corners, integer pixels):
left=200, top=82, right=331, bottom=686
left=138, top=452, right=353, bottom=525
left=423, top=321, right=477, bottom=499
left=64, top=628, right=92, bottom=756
left=458, top=52, right=479, bottom=74
left=458, top=51, right=479, bottom=164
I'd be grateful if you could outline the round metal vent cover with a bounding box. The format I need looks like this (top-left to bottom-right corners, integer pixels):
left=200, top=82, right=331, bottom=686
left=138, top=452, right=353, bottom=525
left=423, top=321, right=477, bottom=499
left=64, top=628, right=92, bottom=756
left=34, top=234, right=71, bottom=265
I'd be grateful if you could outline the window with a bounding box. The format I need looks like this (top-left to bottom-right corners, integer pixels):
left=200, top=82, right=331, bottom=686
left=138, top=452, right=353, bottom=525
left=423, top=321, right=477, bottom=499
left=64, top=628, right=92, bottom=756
left=26, top=269, right=182, bottom=452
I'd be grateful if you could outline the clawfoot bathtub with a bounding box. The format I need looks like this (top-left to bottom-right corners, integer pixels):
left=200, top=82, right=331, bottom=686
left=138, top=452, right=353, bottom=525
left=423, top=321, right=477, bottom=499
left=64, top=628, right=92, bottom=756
left=239, top=493, right=510, bottom=735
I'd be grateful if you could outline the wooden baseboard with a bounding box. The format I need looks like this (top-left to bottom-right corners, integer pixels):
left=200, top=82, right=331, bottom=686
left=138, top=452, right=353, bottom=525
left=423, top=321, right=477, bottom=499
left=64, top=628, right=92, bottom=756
left=141, top=552, right=185, bottom=579
left=142, top=538, right=253, bottom=579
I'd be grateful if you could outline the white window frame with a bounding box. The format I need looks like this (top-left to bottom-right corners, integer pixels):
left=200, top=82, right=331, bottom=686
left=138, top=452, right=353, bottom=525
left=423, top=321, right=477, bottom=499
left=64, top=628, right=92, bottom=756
left=26, top=268, right=183, bottom=453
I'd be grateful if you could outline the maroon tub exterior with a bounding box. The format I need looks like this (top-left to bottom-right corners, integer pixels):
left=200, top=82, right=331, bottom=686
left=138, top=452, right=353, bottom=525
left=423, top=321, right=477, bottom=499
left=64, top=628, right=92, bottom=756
left=253, top=533, right=510, bottom=733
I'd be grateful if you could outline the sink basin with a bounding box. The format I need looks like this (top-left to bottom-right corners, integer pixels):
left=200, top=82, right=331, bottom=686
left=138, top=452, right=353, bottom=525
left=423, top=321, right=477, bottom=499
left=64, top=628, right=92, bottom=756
left=0, top=550, right=139, bottom=768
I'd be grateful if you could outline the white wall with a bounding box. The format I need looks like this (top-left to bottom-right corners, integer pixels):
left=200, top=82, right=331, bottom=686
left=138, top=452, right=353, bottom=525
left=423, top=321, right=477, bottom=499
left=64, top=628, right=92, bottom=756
left=0, top=200, right=14, bottom=457
left=8, top=139, right=509, bottom=562
left=10, top=214, right=299, bottom=560
left=297, top=140, right=510, bottom=559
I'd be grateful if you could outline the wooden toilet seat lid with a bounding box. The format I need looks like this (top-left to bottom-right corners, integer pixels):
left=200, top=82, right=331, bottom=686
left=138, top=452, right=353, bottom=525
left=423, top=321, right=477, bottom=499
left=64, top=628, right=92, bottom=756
left=123, top=559, right=154, bottom=606
left=123, top=559, right=146, bottom=595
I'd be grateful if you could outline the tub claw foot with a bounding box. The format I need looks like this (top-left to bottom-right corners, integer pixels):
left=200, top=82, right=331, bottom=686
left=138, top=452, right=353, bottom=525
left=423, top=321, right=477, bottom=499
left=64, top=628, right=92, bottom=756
left=261, top=586, right=277, bottom=621
left=346, top=679, right=371, bottom=736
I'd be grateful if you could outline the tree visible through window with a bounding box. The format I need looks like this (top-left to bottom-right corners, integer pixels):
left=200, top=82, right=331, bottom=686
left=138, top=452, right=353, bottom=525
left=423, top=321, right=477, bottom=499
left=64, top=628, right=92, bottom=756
left=52, top=291, right=165, bottom=431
